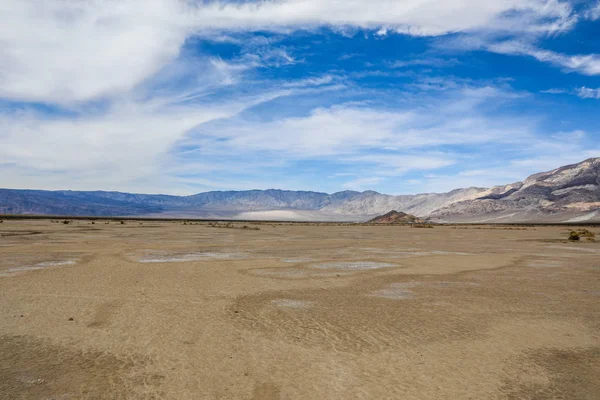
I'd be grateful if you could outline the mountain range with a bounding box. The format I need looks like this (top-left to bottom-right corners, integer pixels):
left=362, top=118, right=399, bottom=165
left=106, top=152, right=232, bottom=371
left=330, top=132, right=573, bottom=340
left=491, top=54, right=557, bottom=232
left=1, top=158, right=599, bottom=223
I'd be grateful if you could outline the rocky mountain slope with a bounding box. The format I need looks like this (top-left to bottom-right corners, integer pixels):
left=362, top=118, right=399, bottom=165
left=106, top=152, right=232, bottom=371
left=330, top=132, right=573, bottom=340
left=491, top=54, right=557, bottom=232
left=1, top=158, right=598, bottom=222
left=367, top=211, right=425, bottom=224
left=429, top=157, right=600, bottom=223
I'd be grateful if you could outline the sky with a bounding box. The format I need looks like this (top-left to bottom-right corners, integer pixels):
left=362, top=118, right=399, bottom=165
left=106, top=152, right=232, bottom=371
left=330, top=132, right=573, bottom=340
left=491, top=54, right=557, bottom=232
left=1, top=0, right=599, bottom=195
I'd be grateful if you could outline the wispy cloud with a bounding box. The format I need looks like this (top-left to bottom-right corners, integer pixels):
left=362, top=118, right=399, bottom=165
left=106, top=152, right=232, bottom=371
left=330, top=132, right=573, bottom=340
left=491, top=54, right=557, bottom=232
left=576, top=87, right=600, bottom=99
left=0, top=0, right=598, bottom=195
left=540, top=88, right=567, bottom=94
left=0, top=0, right=579, bottom=105
left=539, top=87, right=600, bottom=99
left=487, top=41, right=600, bottom=76
left=584, top=1, right=600, bottom=20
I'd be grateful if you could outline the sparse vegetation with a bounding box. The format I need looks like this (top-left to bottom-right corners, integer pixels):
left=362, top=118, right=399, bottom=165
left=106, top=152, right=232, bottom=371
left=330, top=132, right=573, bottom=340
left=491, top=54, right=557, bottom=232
left=411, top=224, right=434, bottom=228
left=120, top=221, right=125, bottom=225
left=568, top=229, right=595, bottom=241
left=568, top=231, right=580, bottom=241
left=452, top=226, right=529, bottom=230
left=575, top=229, right=595, bottom=238
left=63, top=220, right=70, bottom=225
left=208, top=221, right=260, bottom=230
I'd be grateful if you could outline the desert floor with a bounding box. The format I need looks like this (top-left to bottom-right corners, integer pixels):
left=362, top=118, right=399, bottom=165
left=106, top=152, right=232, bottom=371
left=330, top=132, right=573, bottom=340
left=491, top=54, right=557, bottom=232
left=1, top=219, right=599, bottom=399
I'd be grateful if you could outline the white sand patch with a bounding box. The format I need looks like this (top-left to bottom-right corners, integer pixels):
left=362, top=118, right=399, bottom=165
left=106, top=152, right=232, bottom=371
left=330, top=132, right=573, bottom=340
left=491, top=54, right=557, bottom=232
left=563, top=211, right=598, bottom=222
left=272, top=299, right=313, bottom=309
left=254, top=268, right=310, bottom=278
left=252, top=267, right=345, bottom=279
left=137, top=252, right=247, bottom=263
left=359, top=247, right=420, bottom=253
left=369, top=280, right=480, bottom=299
left=310, top=261, right=396, bottom=271
left=281, top=258, right=313, bottom=263
left=369, top=284, right=415, bottom=299
left=380, top=250, right=472, bottom=259
left=234, top=210, right=359, bottom=222
left=527, top=260, right=563, bottom=268
left=545, top=246, right=599, bottom=253
left=429, top=251, right=472, bottom=255
left=0, top=260, right=76, bottom=277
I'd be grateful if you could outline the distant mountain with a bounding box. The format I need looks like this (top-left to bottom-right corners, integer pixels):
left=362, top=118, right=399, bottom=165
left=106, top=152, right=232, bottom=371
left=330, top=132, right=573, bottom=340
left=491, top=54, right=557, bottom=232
left=429, top=157, right=600, bottom=223
left=1, top=158, right=599, bottom=222
left=367, top=211, right=425, bottom=224
left=0, top=189, right=361, bottom=218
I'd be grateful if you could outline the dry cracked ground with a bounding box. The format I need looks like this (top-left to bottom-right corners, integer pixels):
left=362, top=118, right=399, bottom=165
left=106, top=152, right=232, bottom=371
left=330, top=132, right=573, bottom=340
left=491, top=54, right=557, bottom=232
left=0, top=220, right=599, bottom=399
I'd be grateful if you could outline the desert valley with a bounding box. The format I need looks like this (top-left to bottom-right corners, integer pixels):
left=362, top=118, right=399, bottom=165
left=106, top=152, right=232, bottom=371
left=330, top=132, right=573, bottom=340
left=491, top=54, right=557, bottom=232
left=2, top=2, right=600, bottom=398
left=1, top=218, right=599, bottom=399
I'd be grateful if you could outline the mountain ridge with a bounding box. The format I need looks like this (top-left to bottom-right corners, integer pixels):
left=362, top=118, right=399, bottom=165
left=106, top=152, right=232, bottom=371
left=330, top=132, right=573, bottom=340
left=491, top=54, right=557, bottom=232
left=1, top=158, right=599, bottom=223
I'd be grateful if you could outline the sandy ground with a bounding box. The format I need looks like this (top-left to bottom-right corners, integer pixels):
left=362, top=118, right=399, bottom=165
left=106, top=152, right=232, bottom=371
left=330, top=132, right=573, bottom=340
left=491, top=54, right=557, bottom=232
left=1, top=220, right=599, bottom=399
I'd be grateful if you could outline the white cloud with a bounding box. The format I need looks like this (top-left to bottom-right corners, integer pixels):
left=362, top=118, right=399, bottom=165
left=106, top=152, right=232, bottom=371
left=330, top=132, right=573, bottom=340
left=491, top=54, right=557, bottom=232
left=0, top=0, right=595, bottom=195
left=0, top=0, right=193, bottom=104
left=584, top=2, right=600, bottom=20
left=540, top=87, right=600, bottom=99
left=419, top=133, right=600, bottom=192
left=1, top=78, right=596, bottom=194
left=0, top=0, right=577, bottom=104
left=467, top=40, right=600, bottom=76
left=0, top=80, right=335, bottom=192
left=576, top=87, right=600, bottom=99
left=194, top=0, right=573, bottom=36
left=540, top=88, right=567, bottom=94
left=182, top=85, right=534, bottom=158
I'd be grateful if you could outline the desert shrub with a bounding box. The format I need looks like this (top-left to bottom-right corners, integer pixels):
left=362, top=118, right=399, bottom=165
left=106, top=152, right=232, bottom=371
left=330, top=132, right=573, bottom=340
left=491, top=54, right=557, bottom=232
left=412, top=224, right=434, bottom=228
left=0, top=220, right=3, bottom=223
left=91, top=221, right=95, bottom=224
left=120, top=221, right=125, bottom=225
left=63, top=220, right=70, bottom=225
left=575, top=229, right=595, bottom=238
left=568, top=231, right=580, bottom=241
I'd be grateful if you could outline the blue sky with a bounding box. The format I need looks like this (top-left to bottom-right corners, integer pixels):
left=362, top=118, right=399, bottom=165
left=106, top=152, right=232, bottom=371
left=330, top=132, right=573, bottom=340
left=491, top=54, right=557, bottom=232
left=1, top=0, right=599, bottom=195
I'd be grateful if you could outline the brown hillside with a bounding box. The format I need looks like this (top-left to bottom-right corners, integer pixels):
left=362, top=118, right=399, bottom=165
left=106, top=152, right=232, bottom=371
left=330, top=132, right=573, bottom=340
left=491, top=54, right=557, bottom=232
left=367, top=210, right=425, bottom=224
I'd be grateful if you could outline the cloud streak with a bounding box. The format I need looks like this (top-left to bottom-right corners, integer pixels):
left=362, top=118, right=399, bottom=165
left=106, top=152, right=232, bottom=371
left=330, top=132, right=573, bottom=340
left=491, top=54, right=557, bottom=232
left=0, top=0, right=598, bottom=196
left=0, top=0, right=580, bottom=104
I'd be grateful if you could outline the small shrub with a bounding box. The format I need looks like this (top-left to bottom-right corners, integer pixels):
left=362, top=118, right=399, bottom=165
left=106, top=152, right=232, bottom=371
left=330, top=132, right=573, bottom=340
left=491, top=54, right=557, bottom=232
left=412, top=224, right=434, bottom=228
left=575, top=229, right=595, bottom=238
left=120, top=221, right=125, bottom=225
left=568, top=231, right=580, bottom=241
left=0, top=220, right=3, bottom=223
left=63, top=220, right=70, bottom=225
